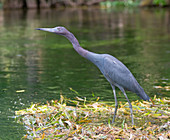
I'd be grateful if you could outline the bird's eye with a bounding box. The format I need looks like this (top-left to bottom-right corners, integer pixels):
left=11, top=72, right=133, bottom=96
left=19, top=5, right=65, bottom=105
left=57, top=28, right=61, bottom=31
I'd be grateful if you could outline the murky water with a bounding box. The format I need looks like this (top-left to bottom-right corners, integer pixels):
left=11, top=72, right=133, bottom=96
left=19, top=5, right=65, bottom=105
left=0, top=7, right=170, bottom=139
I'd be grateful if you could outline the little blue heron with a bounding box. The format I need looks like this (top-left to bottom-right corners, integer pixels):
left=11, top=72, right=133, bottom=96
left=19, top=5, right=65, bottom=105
left=36, top=26, right=150, bottom=125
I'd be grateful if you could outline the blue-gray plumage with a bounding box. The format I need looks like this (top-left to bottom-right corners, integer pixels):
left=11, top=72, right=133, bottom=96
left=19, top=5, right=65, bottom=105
left=36, top=26, right=150, bottom=125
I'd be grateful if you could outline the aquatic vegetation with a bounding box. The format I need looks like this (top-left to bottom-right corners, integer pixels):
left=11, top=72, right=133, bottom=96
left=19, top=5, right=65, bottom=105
left=15, top=95, right=169, bottom=139
left=100, top=0, right=140, bottom=8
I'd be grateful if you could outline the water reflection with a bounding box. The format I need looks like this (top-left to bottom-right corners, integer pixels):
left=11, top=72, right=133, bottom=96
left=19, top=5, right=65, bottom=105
left=0, top=8, right=170, bottom=139
left=2, top=8, right=170, bottom=31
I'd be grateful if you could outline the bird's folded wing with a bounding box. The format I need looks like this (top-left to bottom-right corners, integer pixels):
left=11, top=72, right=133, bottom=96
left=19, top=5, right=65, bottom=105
left=103, top=55, right=138, bottom=92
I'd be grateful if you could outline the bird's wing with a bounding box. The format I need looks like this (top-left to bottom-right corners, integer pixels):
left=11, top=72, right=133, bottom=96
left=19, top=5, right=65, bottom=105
left=102, top=55, right=139, bottom=92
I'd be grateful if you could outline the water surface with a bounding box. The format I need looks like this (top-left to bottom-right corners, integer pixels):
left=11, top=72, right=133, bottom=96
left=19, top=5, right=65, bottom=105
left=0, top=8, right=170, bottom=139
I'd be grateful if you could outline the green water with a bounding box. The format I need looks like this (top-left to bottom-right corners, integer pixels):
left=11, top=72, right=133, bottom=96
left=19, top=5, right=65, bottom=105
left=0, top=8, right=169, bottom=139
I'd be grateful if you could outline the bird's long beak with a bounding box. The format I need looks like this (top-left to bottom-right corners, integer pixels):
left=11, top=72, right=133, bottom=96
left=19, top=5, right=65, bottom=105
left=36, top=28, right=55, bottom=33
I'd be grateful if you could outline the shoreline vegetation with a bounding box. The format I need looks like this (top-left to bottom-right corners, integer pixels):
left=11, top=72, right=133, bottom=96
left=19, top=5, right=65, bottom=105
left=15, top=94, right=169, bottom=139
left=0, top=0, right=170, bottom=9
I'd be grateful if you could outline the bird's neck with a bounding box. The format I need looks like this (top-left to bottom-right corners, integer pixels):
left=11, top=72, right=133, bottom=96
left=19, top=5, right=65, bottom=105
left=65, top=33, right=89, bottom=58
left=64, top=32, right=101, bottom=68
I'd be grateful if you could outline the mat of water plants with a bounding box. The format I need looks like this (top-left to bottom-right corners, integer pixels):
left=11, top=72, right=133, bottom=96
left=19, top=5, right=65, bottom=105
left=15, top=95, right=170, bottom=139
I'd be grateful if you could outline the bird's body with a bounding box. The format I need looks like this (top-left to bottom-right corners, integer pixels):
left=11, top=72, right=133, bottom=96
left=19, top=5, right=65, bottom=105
left=86, top=52, right=145, bottom=98
left=37, top=26, right=150, bottom=124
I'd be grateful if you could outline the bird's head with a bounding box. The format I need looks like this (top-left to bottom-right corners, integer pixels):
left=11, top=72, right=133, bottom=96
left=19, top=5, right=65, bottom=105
left=36, top=26, right=69, bottom=36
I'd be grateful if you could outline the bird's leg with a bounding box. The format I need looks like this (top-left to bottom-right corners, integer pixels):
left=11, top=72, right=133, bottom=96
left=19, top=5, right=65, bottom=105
left=121, top=89, right=134, bottom=125
left=111, top=85, right=118, bottom=123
